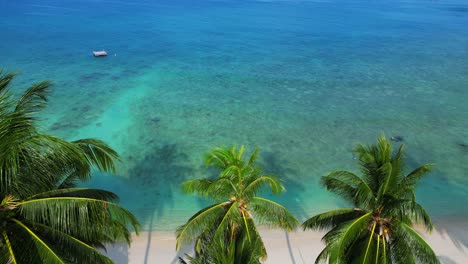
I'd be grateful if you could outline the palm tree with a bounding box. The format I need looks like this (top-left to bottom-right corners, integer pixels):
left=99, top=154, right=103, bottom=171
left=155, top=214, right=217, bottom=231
left=0, top=70, right=140, bottom=264
left=302, top=135, right=439, bottom=264
left=176, top=146, right=298, bottom=263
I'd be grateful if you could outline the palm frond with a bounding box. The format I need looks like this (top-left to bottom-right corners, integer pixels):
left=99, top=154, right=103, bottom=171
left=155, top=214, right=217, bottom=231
left=204, top=147, right=235, bottom=169
left=334, top=213, right=372, bottom=263
left=182, top=179, right=213, bottom=195
left=211, top=201, right=240, bottom=242
left=0, top=71, right=16, bottom=116
left=321, top=171, right=374, bottom=208
left=72, top=138, right=120, bottom=174
left=14, top=81, right=50, bottom=114
left=354, top=135, right=393, bottom=191
left=376, top=162, right=393, bottom=203
left=399, top=164, right=434, bottom=191
left=26, top=188, right=119, bottom=202
left=314, top=233, right=341, bottom=264
left=182, top=219, right=265, bottom=264
left=235, top=219, right=266, bottom=263
left=398, top=223, right=440, bottom=264
left=18, top=197, right=140, bottom=244
left=250, top=197, right=298, bottom=230
left=176, top=202, right=228, bottom=250
left=247, top=147, right=259, bottom=167
left=242, top=175, right=284, bottom=197
left=0, top=70, right=17, bottom=93
left=389, top=144, right=405, bottom=184
left=11, top=219, right=65, bottom=264
left=32, top=223, right=114, bottom=264
left=2, top=231, right=17, bottom=264
left=237, top=145, right=245, bottom=161
left=205, top=178, right=238, bottom=200
left=388, top=226, right=417, bottom=264
left=220, top=164, right=243, bottom=179
left=10, top=134, right=93, bottom=196
left=302, top=208, right=366, bottom=231
left=408, top=202, right=433, bottom=231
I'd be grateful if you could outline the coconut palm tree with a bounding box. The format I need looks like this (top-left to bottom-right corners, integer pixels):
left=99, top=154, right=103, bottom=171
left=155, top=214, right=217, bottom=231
left=0, top=70, right=140, bottom=264
left=176, top=146, right=298, bottom=263
left=302, top=135, right=439, bottom=264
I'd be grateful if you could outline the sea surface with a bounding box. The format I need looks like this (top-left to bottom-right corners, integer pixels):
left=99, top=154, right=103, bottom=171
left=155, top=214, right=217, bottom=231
left=1, top=0, right=467, bottom=231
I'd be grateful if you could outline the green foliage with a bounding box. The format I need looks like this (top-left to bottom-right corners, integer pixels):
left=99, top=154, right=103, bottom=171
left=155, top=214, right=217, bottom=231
left=177, top=146, right=298, bottom=263
left=0, top=71, right=140, bottom=264
left=180, top=217, right=265, bottom=264
left=302, top=135, right=439, bottom=264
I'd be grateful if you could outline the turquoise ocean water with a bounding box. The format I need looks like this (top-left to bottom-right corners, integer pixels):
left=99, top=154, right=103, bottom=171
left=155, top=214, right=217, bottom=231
left=1, top=0, right=467, bottom=231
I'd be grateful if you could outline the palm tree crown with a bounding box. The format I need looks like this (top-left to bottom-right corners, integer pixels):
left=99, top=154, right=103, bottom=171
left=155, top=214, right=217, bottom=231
left=302, top=135, right=439, bottom=264
left=0, top=71, right=140, bottom=264
left=177, top=146, right=298, bottom=263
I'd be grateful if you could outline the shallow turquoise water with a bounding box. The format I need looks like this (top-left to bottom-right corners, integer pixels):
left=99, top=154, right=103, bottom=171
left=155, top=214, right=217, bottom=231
left=1, top=0, right=468, bottom=230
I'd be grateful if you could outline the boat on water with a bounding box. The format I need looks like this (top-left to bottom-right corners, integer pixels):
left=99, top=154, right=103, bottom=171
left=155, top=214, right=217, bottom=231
left=93, top=50, right=107, bottom=57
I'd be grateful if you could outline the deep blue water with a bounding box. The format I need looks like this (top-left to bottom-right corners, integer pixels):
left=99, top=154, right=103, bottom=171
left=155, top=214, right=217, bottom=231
left=1, top=0, right=468, bottom=230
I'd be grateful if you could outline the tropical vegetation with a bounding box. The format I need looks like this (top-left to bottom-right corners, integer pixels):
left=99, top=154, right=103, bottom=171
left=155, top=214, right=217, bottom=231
left=176, top=146, right=298, bottom=264
left=0, top=71, right=140, bottom=264
left=302, top=135, right=439, bottom=264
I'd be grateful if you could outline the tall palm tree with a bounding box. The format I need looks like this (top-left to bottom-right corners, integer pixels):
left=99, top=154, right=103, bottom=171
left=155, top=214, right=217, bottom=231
left=176, top=146, right=298, bottom=263
left=302, top=135, right=439, bottom=264
left=0, top=70, right=140, bottom=264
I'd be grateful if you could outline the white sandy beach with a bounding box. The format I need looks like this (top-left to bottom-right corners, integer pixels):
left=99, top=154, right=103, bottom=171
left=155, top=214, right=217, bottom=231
left=105, top=219, right=468, bottom=264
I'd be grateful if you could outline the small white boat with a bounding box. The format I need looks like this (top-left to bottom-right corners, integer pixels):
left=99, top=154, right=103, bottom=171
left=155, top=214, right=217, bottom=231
left=93, top=50, right=108, bottom=57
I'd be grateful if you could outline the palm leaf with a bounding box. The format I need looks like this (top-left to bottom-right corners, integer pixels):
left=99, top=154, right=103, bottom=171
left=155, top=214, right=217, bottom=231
left=363, top=221, right=376, bottom=264
left=250, top=197, right=298, bottom=231
left=0, top=70, right=17, bottom=93
left=242, top=175, right=284, bottom=197
left=72, top=139, right=120, bottom=174
left=247, top=147, right=259, bottom=167
left=211, top=201, right=240, bottom=242
left=302, top=208, right=366, bottom=231
left=204, top=147, right=234, bottom=169
left=408, top=202, right=433, bottom=231
left=182, top=179, right=213, bottom=196
left=14, top=81, right=50, bottom=114
left=399, top=223, right=440, bottom=264
left=336, top=213, right=372, bottom=263
left=2, top=231, right=17, bottom=264
left=176, top=202, right=228, bottom=249
left=220, top=164, right=243, bottom=180
left=321, top=171, right=374, bottom=208
left=205, top=178, right=238, bottom=201
left=18, top=197, right=140, bottom=244
left=376, top=162, right=393, bottom=203
left=11, top=219, right=65, bottom=264
left=26, top=188, right=119, bottom=201
left=32, top=223, right=114, bottom=264
left=399, top=164, right=434, bottom=191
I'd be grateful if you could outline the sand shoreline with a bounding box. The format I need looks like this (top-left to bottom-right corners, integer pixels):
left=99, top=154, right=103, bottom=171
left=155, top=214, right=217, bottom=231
left=105, top=218, right=468, bottom=264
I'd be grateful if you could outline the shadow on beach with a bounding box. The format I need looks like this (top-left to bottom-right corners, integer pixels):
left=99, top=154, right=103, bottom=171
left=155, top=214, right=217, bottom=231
left=433, top=218, right=468, bottom=249
left=103, top=243, right=129, bottom=264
